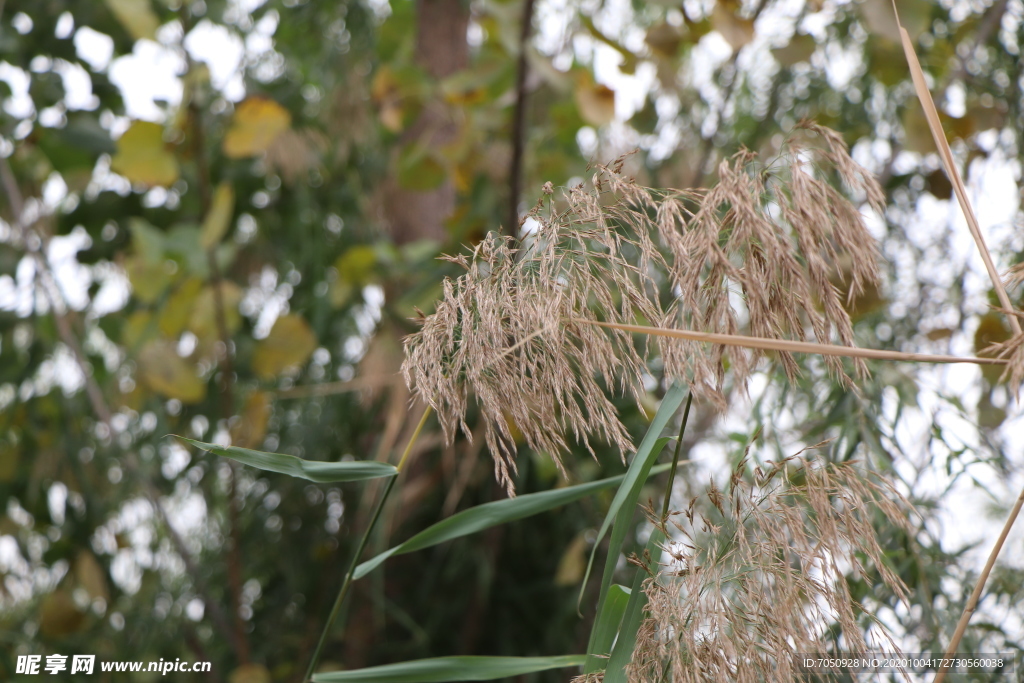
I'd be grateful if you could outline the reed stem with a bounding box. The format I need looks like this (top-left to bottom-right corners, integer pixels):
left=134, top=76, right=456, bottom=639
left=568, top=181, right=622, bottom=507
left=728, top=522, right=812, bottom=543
left=662, top=393, right=693, bottom=520
left=303, top=405, right=433, bottom=681
left=933, top=481, right=1024, bottom=683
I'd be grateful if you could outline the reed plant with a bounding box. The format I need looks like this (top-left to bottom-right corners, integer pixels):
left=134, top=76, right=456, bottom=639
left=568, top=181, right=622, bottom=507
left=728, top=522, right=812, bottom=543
left=178, top=9, right=1024, bottom=679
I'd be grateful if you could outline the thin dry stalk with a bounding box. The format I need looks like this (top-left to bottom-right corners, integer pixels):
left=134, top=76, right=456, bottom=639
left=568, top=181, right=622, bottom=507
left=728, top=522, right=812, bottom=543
left=893, top=7, right=1024, bottom=672
left=628, top=457, right=913, bottom=683
left=893, top=9, right=1021, bottom=338
left=404, top=124, right=887, bottom=493
left=582, top=320, right=1007, bottom=366
left=932, top=482, right=1024, bottom=683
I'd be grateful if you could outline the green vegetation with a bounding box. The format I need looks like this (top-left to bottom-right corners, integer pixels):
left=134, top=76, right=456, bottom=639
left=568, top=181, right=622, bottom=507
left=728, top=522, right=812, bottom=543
left=1, top=0, right=1023, bottom=681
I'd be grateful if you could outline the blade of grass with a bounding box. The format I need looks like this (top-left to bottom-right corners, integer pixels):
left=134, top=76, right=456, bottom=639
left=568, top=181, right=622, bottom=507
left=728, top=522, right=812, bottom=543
left=176, top=437, right=398, bottom=483
left=603, top=526, right=666, bottom=683
left=586, top=584, right=632, bottom=666
left=892, top=6, right=1021, bottom=337
left=592, top=394, right=692, bottom=678
left=354, top=461, right=682, bottom=580
left=578, top=320, right=1008, bottom=365
left=582, top=384, right=688, bottom=673
left=311, top=655, right=586, bottom=682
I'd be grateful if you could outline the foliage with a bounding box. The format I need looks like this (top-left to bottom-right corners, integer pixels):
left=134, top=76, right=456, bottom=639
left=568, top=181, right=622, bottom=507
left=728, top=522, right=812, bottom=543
left=1, top=0, right=1024, bottom=681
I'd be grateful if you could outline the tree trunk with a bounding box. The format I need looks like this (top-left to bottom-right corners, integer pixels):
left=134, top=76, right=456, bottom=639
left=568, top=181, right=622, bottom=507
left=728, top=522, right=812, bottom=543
left=384, top=0, right=470, bottom=245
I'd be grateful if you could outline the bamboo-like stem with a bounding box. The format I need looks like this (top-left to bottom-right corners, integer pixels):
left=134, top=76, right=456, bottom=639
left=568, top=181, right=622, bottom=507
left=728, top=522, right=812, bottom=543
left=576, top=320, right=1008, bottom=366
left=893, top=8, right=1024, bottom=670
left=661, top=393, right=693, bottom=520
left=303, top=405, right=433, bottom=682
left=892, top=4, right=1021, bottom=337
left=932, top=483, right=1024, bottom=683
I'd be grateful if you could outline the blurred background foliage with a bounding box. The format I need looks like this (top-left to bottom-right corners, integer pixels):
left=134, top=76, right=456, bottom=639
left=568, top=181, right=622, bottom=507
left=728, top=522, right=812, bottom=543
left=1, top=0, right=1023, bottom=680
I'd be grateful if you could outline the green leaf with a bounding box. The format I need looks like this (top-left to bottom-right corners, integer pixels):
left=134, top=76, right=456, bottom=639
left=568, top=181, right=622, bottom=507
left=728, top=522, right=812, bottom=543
left=603, top=528, right=666, bottom=683
left=397, top=145, right=446, bottom=191
left=311, top=655, right=586, bottom=682
left=111, top=121, right=179, bottom=187
left=175, top=437, right=397, bottom=483
left=354, top=464, right=674, bottom=580
left=587, top=584, right=631, bottom=662
left=200, top=182, right=235, bottom=249
left=582, top=383, right=687, bottom=673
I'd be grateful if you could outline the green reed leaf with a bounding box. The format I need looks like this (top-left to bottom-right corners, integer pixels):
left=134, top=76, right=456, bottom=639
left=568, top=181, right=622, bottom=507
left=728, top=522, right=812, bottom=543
left=582, top=383, right=687, bottom=673
left=587, top=584, right=631, bottom=664
left=354, top=464, right=674, bottom=580
left=603, top=527, right=666, bottom=683
left=175, top=436, right=397, bottom=483
left=311, top=655, right=586, bottom=682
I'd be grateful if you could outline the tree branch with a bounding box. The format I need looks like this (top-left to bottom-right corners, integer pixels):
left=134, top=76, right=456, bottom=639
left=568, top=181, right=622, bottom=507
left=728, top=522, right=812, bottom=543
left=507, top=0, right=537, bottom=236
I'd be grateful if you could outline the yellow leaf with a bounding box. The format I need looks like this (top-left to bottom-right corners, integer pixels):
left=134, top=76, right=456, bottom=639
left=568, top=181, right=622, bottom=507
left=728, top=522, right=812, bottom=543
left=975, top=312, right=1011, bottom=384
left=223, top=97, right=292, bottom=159
left=231, top=391, right=272, bottom=449
left=137, top=340, right=206, bottom=403
left=554, top=533, right=589, bottom=586
left=372, top=68, right=406, bottom=133
left=712, top=2, right=755, bottom=50
left=901, top=102, right=934, bottom=154
left=252, top=314, right=317, bottom=379
left=229, top=664, right=272, bottom=683
left=159, top=277, right=204, bottom=338
left=123, top=310, right=156, bottom=350
left=39, top=590, right=86, bottom=639
left=925, top=327, right=955, bottom=341
left=860, top=0, right=931, bottom=41
left=773, top=33, right=816, bottom=66
left=200, top=183, right=235, bottom=249
left=104, top=0, right=159, bottom=41
left=645, top=23, right=684, bottom=58
left=125, top=256, right=176, bottom=304
left=75, top=552, right=109, bottom=602
left=330, top=245, right=379, bottom=307
left=111, top=121, right=179, bottom=187
left=574, top=82, right=616, bottom=127
left=188, top=282, right=243, bottom=344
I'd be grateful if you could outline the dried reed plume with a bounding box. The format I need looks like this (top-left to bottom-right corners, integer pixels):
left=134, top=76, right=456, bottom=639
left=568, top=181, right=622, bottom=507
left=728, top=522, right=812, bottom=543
left=991, top=263, right=1024, bottom=395
left=403, top=122, right=883, bottom=493
left=627, top=455, right=912, bottom=683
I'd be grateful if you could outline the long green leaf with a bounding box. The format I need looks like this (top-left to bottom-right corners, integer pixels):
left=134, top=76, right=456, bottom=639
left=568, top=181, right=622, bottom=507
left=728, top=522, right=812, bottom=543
left=587, top=584, right=631, bottom=663
left=354, top=463, right=675, bottom=580
left=582, top=384, right=687, bottom=672
left=603, top=527, right=666, bottom=683
left=175, top=437, right=397, bottom=483
left=311, top=655, right=586, bottom=682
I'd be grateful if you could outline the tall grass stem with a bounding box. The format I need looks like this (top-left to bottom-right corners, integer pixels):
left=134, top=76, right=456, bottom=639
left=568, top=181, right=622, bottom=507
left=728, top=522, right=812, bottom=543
left=661, top=393, right=693, bottom=520
left=304, top=405, right=433, bottom=681
left=933, top=482, right=1024, bottom=683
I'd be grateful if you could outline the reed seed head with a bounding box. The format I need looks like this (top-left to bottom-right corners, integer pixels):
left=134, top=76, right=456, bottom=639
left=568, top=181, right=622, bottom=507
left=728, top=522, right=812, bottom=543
left=402, top=123, right=883, bottom=493
left=627, top=456, right=913, bottom=683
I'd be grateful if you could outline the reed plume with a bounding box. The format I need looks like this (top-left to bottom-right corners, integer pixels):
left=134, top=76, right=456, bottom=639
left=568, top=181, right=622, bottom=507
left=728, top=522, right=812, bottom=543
left=626, top=455, right=912, bottom=683
left=403, top=122, right=884, bottom=493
